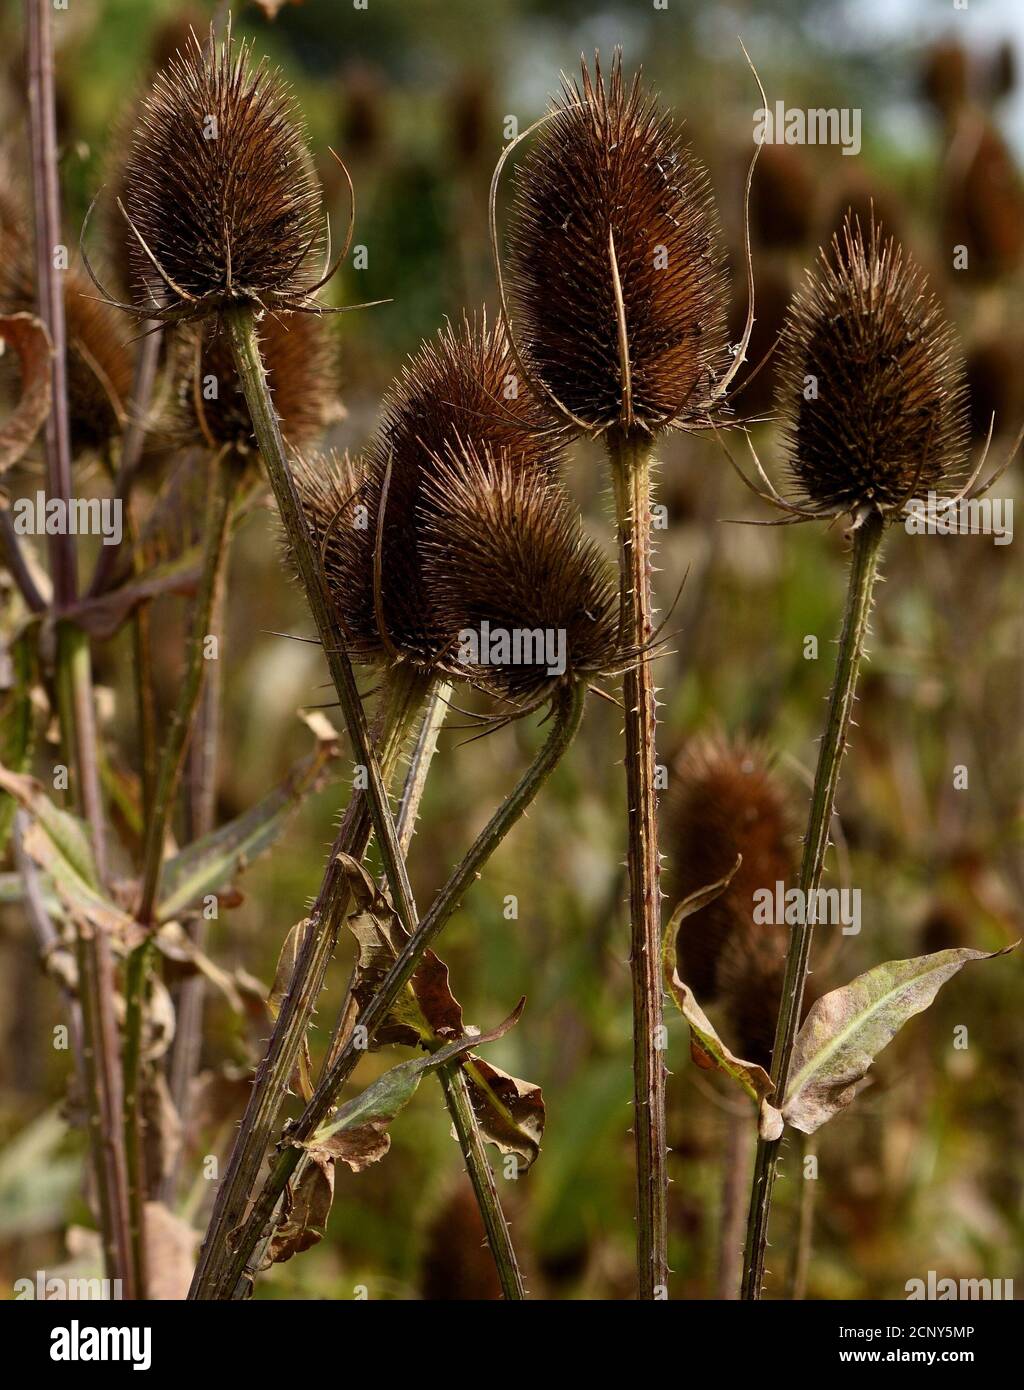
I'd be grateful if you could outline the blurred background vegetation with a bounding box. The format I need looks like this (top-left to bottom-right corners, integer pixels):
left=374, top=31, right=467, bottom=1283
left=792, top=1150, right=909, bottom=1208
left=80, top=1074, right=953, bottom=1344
left=0, top=0, right=1021, bottom=1299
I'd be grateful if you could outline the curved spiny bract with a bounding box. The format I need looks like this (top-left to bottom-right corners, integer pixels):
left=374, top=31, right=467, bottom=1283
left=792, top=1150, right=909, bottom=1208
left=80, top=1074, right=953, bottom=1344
left=419, top=442, right=621, bottom=704
left=506, top=51, right=729, bottom=434
left=778, top=214, right=969, bottom=515
left=122, top=27, right=327, bottom=321
left=178, top=311, right=336, bottom=457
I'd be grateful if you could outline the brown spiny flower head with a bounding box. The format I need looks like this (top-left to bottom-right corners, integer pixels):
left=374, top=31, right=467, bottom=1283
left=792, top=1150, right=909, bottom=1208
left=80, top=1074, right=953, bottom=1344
left=291, top=449, right=384, bottom=662
left=119, top=26, right=327, bottom=322
left=664, top=735, right=794, bottom=1007
left=920, top=39, right=968, bottom=124
left=419, top=442, right=621, bottom=703
left=750, top=144, right=814, bottom=252
left=1, top=259, right=133, bottom=454
left=942, top=120, right=1024, bottom=282
left=176, top=311, right=336, bottom=457
left=777, top=215, right=969, bottom=517
left=505, top=51, right=728, bottom=435
left=358, top=312, right=561, bottom=663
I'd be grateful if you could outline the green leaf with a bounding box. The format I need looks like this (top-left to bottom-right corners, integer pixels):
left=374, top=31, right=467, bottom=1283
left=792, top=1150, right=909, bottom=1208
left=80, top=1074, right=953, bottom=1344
left=0, top=764, right=127, bottom=939
left=782, top=945, right=1017, bottom=1134
left=156, top=715, right=341, bottom=922
left=267, top=1006, right=524, bottom=1267
left=309, top=1005, right=524, bottom=1153
left=345, top=874, right=545, bottom=1166
left=662, top=857, right=773, bottom=1104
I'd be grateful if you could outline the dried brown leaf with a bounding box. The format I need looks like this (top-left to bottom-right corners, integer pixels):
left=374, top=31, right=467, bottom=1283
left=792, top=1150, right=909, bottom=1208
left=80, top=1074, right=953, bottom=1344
left=0, top=312, right=52, bottom=475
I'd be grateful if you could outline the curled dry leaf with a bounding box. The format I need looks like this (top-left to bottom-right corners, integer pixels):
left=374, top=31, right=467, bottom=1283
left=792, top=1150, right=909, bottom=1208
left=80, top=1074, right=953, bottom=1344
left=266, top=920, right=315, bottom=1102
left=662, top=857, right=774, bottom=1104
left=0, top=313, right=52, bottom=475
left=268, top=1007, right=525, bottom=1266
left=342, top=859, right=545, bottom=1165
left=781, top=945, right=1017, bottom=1134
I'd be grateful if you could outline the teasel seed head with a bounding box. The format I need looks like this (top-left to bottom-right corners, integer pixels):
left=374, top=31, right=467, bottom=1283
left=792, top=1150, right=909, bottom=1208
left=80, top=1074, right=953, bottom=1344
left=360, top=312, right=562, bottom=664
left=291, top=448, right=384, bottom=664
left=504, top=51, right=729, bottom=435
left=777, top=214, right=970, bottom=517
left=177, top=311, right=337, bottom=458
left=1, top=260, right=132, bottom=453
left=419, top=442, right=621, bottom=703
left=665, top=735, right=796, bottom=1065
left=118, top=26, right=328, bottom=322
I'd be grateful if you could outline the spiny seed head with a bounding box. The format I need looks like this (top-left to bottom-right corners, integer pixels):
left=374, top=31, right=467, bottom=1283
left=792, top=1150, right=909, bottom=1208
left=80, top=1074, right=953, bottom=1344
left=778, top=215, right=969, bottom=515
left=292, top=449, right=385, bottom=663
left=506, top=51, right=728, bottom=434
left=362, top=312, right=562, bottom=663
left=122, top=27, right=327, bottom=320
left=177, top=312, right=336, bottom=456
left=2, top=260, right=132, bottom=453
left=664, top=735, right=794, bottom=1008
left=420, top=442, right=621, bottom=702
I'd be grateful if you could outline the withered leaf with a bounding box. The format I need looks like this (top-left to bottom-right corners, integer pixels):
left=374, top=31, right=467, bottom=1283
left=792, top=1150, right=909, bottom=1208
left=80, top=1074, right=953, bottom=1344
left=268, top=1010, right=524, bottom=1266
left=0, top=763, right=132, bottom=939
left=781, top=945, right=1017, bottom=1134
left=662, top=857, right=773, bottom=1104
left=267, top=920, right=315, bottom=1101
left=0, top=313, right=52, bottom=475
left=345, top=885, right=545, bottom=1164
left=143, top=1202, right=197, bottom=1300
left=266, top=1149, right=334, bottom=1266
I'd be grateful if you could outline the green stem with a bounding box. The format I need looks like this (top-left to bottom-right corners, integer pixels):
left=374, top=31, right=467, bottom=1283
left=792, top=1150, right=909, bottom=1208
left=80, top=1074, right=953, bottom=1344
left=223, top=306, right=418, bottom=927
left=741, top=511, right=885, bottom=1300
left=123, top=451, right=236, bottom=1295
left=607, top=428, right=668, bottom=1299
left=439, top=1064, right=526, bottom=1300
left=319, top=678, right=525, bottom=1299
left=785, top=1133, right=817, bottom=1300
left=136, top=453, right=236, bottom=924
left=212, top=679, right=586, bottom=1299
left=188, top=664, right=430, bottom=1300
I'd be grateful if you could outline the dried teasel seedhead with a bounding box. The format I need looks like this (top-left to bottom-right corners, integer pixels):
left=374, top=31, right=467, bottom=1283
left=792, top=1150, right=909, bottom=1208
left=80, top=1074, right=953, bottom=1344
left=505, top=51, right=728, bottom=435
left=750, top=144, right=814, bottom=252
left=1, top=260, right=132, bottom=453
left=664, top=736, right=794, bottom=1008
left=419, top=442, right=621, bottom=703
left=119, top=26, right=327, bottom=321
left=777, top=215, right=970, bottom=516
left=942, top=120, right=1024, bottom=282
left=361, top=312, right=562, bottom=664
left=292, top=448, right=384, bottom=663
left=177, top=312, right=336, bottom=457
left=920, top=39, right=969, bottom=124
